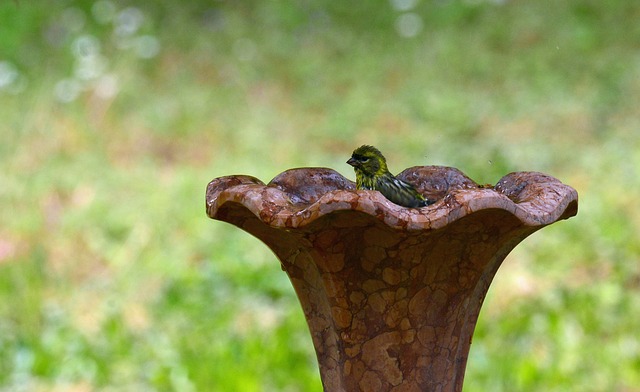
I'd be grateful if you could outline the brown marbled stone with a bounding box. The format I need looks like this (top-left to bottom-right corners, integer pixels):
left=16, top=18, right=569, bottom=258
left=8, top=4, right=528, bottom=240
left=206, top=167, right=578, bottom=392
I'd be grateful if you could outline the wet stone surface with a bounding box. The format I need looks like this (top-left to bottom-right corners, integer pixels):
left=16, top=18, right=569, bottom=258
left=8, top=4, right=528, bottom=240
left=206, top=167, right=578, bottom=392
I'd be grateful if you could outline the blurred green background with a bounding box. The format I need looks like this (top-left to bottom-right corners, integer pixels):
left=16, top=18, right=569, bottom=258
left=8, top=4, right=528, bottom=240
left=1, top=0, right=639, bottom=391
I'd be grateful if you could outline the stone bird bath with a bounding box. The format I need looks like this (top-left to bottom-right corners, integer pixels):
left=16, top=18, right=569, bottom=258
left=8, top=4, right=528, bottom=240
left=205, top=166, right=578, bottom=392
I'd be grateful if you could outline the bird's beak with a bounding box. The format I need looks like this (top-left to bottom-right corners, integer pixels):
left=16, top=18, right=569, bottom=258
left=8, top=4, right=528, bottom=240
left=347, top=157, right=357, bottom=167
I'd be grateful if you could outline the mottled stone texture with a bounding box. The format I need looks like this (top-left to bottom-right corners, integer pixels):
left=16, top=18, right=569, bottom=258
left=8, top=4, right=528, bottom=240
left=206, top=167, right=578, bottom=392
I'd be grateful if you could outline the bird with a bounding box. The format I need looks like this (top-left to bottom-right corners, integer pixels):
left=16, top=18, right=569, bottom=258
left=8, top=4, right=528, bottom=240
left=347, top=145, right=435, bottom=208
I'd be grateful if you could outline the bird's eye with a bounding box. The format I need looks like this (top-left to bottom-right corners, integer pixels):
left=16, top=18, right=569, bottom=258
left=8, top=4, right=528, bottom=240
left=361, top=157, right=370, bottom=162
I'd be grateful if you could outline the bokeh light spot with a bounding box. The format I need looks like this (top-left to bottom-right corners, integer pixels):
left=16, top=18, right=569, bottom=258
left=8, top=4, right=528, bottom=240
left=94, top=74, right=119, bottom=99
left=390, top=0, right=419, bottom=11
left=0, top=61, right=18, bottom=89
left=395, top=13, right=423, bottom=38
left=54, top=79, right=82, bottom=103
left=72, top=35, right=101, bottom=58
left=134, top=35, right=161, bottom=59
left=115, top=7, right=144, bottom=37
left=75, top=54, right=107, bottom=80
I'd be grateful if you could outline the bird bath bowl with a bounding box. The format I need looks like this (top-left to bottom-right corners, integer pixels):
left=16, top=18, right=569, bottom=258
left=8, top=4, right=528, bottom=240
left=205, top=166, right=578, bottom=392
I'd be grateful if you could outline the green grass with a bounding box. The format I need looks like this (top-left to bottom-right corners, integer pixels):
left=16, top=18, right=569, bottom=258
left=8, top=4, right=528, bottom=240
left=1, top=0, right=639, bottom=391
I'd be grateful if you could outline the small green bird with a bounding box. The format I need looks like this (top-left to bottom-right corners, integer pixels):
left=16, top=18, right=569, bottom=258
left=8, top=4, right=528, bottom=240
left=347, top=145, right=434, bottom=208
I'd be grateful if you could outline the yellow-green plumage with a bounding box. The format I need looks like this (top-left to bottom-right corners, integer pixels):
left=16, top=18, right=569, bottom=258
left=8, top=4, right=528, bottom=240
left=347, top=145, right=434, bottom=208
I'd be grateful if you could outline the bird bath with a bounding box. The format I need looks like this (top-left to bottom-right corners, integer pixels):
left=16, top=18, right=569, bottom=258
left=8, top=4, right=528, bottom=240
left=205, top=166, right=578, bottom=392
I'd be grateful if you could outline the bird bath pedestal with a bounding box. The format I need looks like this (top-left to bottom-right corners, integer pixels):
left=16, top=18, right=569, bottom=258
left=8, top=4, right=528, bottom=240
left=206, top=166, right=578, bottom=392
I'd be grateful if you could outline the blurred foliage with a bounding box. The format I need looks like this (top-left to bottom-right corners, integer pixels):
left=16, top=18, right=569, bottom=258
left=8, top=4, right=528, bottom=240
left=1, top=0, right=639, bottom=391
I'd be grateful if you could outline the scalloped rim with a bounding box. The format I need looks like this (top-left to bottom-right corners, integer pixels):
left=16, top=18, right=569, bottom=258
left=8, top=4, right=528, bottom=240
left=206, top=168, right=578, bottom=231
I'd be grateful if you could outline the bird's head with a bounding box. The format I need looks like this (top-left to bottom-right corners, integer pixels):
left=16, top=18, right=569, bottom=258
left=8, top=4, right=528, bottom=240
left=347, top=145, right=388, bottom=177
